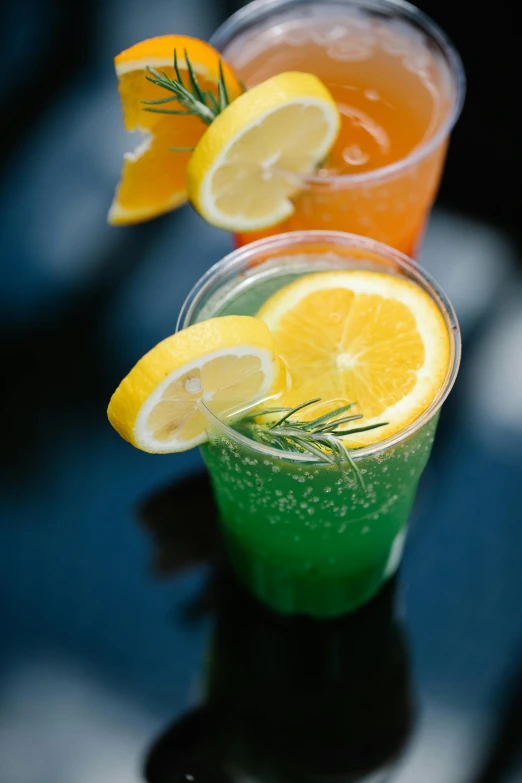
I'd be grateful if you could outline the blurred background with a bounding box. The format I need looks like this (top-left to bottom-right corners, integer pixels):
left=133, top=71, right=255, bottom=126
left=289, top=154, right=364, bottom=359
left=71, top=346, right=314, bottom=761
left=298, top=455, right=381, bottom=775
left=1, top=1, right=521, bottom=782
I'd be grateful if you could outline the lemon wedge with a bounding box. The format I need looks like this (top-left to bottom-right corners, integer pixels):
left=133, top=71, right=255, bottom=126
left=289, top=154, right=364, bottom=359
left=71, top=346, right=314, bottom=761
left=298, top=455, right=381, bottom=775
left=107, top=316, right=283, bottom=452
left=187, top=71, right=340, bottom=231
left=257, top=270, right=451, bottom=447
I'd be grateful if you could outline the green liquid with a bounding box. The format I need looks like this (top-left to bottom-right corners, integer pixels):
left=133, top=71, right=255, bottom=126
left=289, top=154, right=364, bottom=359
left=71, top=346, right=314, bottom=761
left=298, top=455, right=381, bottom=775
left=199, top=261, right=439, bottom=617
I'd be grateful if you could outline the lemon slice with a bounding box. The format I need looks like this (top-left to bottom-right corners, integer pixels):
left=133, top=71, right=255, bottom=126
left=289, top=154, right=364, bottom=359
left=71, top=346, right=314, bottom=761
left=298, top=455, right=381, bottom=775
left=257, top=270, right=451, bottom=447
left=107, top=316, right=283, bottom=452
left=187, top=72, right=341, bottom=231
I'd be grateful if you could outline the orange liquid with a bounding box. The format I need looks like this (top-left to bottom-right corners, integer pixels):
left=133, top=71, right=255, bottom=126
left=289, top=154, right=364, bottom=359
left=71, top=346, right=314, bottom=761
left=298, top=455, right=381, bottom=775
left=222, top=15, right=456, bottom=255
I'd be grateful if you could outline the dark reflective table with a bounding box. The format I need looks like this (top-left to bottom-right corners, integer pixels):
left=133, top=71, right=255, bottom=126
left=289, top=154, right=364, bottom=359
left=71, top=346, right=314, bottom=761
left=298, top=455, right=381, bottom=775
left=141, top=473, right=412, bottom=783
left=1, top=0, right=522, bottom=776
left=136, top=454, right=522, bottom=783
left=1, top=210, right=522, bottom=783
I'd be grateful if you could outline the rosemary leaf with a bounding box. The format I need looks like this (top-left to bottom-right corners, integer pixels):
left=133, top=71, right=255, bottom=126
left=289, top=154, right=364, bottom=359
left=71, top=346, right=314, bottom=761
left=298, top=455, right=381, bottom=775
left=184, top=48, right=206, bottom=103
left=327, top=422, right=388, bottom=436
left=319, top=414, right=363, bottom=431
left=174, top=50, right=184, bottom=86
left=304, top=402, right=357, bottom=429
left=341, top=447, right=364, bottom=488
left=241, top=407, right=292, bottom=423
left=292, top=436, right=335, bottom=464
left=142, top=95, right=184, bottom=105
left=143, top=108, right=197, bottom=115
left=218, top=80, right=227, bottom=112
left=271, top=398, right=322, bottom=428
left=219, top=60, right=229, bottom=105
left=145, top=74, right=177, bottom=92
left=142, top=49, right=241, bottom=138
left=206, top=90, right=220, bottom=113
left=238, top=397, right=386, bottom=486
left=147, top=67, right=167, bottom=81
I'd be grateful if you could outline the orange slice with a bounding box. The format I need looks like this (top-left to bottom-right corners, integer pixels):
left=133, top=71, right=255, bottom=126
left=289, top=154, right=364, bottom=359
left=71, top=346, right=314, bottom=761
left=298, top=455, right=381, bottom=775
left=108, top=36, right=242, bottom=225
left=257, top=270, right=451, bottom=447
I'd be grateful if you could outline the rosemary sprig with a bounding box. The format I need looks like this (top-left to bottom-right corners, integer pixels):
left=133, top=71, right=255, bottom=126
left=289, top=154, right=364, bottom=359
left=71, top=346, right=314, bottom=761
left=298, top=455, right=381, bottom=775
left=142, top=48, right=240, bottom=148
left=240, top=399, right=387, bottom=487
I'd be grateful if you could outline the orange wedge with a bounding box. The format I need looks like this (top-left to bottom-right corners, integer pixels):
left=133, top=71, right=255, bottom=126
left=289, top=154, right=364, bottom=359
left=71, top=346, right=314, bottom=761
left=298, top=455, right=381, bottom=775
left=108, top=36, right=242, bottom=225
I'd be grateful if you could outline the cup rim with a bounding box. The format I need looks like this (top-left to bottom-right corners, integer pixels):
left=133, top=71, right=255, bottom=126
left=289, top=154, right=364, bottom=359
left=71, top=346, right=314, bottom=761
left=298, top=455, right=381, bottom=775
left=209, top=0, right=466, bottom=186
left=177, top=230, right=461, bottom=462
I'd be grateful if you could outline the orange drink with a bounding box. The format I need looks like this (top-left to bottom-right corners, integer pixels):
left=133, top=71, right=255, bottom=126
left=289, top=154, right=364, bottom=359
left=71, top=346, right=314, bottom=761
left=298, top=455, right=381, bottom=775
left=211, top=0, right=464, bottom=256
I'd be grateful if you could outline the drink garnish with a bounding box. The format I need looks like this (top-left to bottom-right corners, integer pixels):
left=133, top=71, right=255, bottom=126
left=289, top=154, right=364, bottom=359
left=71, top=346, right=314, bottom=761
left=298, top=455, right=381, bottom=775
left=257, top=270, right=451, bottom=447
left=142, top=50, right=241, bottom=138
left=107, top=316, right=285, bottom=453
left=108, top=37, right=340, bottom=230
left=186, top=70, right=340, bottom=231
left=239, top=398, right=387, bottom=485
left=108, top=36, right=243, bottom=225
left=107, top=270, right=450, bottom=459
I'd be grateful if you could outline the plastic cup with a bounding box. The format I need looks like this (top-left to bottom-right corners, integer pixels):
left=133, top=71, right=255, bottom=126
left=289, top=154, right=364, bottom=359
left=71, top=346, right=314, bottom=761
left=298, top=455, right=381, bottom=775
left=178, top=230, right=460, bottom=616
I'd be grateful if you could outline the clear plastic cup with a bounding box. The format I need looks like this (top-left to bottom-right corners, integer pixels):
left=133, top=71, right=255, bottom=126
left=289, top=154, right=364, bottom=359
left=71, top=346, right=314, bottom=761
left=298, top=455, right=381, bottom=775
left=211, top=0, right=465, bottom=256
left=178, top=230, right=460, bottom=616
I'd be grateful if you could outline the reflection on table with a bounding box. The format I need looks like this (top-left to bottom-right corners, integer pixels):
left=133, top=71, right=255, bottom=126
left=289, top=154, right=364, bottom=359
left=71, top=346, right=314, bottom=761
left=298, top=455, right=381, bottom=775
left=140, top=472, right=413, bottom=783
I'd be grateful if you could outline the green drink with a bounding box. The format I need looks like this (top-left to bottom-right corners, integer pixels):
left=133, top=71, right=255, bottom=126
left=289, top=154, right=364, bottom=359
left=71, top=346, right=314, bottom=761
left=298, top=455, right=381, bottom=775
left=201, top=416, right=437, bottom=617
left=180, top=231, right=459, bottom=618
